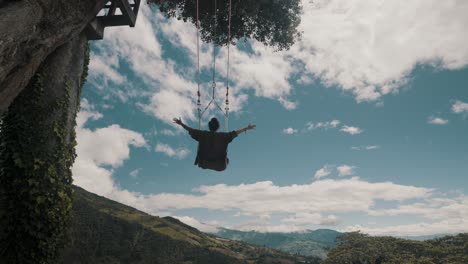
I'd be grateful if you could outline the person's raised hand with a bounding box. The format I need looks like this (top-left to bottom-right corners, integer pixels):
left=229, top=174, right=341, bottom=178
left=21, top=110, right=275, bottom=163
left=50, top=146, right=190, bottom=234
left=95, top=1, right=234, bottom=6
left=247, top=124, right=256, bottom=130
left=173, top=117, right=182, bottom=125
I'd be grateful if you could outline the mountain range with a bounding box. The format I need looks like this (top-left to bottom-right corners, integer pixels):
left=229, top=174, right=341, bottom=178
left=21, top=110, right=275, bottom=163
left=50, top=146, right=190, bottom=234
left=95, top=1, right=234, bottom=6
left=215, top=228, right=341, bottom=259
left=58, top=186, right=461, bottom=263
left=59, top=186, right=321, bottom=264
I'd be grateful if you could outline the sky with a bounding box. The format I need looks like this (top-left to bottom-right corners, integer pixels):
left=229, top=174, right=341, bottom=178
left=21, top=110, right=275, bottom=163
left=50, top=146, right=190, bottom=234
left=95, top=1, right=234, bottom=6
left=73, top=0, right=468, bottom=236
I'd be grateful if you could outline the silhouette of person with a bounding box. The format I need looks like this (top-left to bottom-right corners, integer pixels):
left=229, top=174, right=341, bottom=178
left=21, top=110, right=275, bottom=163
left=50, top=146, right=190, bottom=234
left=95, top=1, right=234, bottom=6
left=173, top=117, right=256, bottom=171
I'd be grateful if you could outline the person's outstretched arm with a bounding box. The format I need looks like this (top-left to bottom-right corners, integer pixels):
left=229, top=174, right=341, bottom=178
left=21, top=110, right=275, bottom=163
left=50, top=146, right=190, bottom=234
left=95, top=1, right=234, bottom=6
left=235, top=124, right=256, bottom=135
left=173, top=117, right=202, bottom=141
left=173, top=117, right=193, bottom=131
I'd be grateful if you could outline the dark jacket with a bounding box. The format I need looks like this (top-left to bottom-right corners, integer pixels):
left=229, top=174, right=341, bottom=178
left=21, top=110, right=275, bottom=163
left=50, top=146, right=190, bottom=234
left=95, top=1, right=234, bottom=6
left=188, top=128, right=238, bottom=171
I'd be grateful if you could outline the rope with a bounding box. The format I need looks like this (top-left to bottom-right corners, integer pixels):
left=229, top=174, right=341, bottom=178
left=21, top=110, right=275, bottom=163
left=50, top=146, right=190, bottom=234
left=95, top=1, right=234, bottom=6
left=225, top=0, right=232, bottom=131
left=196, top=0, right=201, bottom=129
left=195, top=0, right=231, bottom=132
left=212, top=0, right=217, bottom=99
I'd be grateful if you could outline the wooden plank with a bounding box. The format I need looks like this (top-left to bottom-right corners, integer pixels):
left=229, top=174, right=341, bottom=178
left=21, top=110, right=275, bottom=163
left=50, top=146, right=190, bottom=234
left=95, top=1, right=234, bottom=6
left=133, top=0, right=141, bottom=19
left=108, top=0, right=117, bottom=16
left=100, top=15, right=132, bottom=27
left=86, top=0, right=142, bottom=41
left=116, top=0, right=136, bottom=26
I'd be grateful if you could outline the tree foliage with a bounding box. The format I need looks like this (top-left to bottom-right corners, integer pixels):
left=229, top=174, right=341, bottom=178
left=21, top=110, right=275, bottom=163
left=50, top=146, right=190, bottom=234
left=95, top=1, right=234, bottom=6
left=324, top=232, right=468, bottom=264
left=148, top=0, right=302, bottom=50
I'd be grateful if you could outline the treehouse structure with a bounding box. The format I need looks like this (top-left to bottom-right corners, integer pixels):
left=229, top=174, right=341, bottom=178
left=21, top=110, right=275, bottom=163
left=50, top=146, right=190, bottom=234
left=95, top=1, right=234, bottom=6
left=86, top=0, right=141, bottom=40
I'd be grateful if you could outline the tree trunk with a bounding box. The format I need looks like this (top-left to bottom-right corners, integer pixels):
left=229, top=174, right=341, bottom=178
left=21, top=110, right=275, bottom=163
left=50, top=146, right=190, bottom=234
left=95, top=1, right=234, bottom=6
left=0, top=0, right=105, bottom=114
left=0, top=32, right=88, bottom=264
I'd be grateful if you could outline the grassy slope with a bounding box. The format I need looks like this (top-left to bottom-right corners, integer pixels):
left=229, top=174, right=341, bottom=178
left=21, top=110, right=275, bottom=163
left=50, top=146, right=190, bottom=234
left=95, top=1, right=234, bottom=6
left=59, top=186, right=320, bottom=264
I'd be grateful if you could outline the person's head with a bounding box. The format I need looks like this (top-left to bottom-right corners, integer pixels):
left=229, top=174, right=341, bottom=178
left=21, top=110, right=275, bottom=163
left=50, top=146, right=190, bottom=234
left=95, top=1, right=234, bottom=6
left=208, top=117, right=220, bottom=132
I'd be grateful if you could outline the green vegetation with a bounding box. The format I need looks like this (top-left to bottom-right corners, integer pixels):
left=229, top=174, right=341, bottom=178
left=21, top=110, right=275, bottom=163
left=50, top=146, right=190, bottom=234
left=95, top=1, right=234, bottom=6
left=59, top=186, right=320, bottom=264
left=216, top=228, right=339, bottom=259
left=149, top=0, right=302, bottom=50
left=324, top=232, right=468, bottom=264
left=0, top=41, right=89, bottom=264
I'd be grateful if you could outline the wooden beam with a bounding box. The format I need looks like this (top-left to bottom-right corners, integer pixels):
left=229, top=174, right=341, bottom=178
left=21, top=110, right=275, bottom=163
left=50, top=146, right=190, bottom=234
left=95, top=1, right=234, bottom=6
left=85, top=18, right=105, bottom=40
left=99, top=15, right=131, bottom=27
left=108, top=0, right=117, bottom=16
left=116, top=0, right=136, bottom=26
left=133, top=0, right=141, bottom=19
left=86, top=0, right=142, bottom=41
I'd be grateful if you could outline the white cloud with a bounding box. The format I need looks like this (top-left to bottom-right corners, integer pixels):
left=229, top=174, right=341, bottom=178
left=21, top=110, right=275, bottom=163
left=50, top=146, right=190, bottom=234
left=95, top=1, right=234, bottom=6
left=155, top=143, right=190, bottom=159
left=232, top=223, right=310, bottom=233
left=452, top=100, right=468, bottom=114
left=292, top=0, right=468, bottom=102
left=160, top=129, right=177, bottom=136
left=283, top=127, right=298, bottom=135
left=340, top=125, right=363, bottom=135
left=227, top=42, right=298, bottom=108
left=88, top=54, right=126, bottom=85
left=141, top=89, right=197, bottom=124
left=305, top=121, right=364, bottom=136
left=278, top=97, right=298, bottom=110
left=138, top=179, right=468, bottom=235
left=365, top=145, right=380, bottom=150
left=283, top=213, right=340, bottom=226
left=344, top=217, right=468, bottom=237
left=145, top=179, right=432, bottom=217
left=90, top=0, right=468, bottom=125
left=129, top=168, right=141, bottom=178
left=173, top=216, right=219, bottom=233
left=367, top=196, right=468, bottom=221
left=314, top=165, right=333, bottom=179
left=76, top=124, right=146, bottom=168
left=73, top=105, right=146, bottom=196
left=351, top=145, right=380, bottom=151
left=297, top=75, right=314, bottom=85
left=337, top=165, right=356, bottom=176
left=428, top=116, right=449, bottom=125
left=75, top=106, right=146, bottom=169
left=306, top=120, right=341, bottom=130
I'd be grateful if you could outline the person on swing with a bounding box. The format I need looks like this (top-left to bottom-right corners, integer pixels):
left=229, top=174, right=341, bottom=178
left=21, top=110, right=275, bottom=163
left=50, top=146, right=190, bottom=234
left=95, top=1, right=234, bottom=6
left=173, top=117, right=256, bottom=171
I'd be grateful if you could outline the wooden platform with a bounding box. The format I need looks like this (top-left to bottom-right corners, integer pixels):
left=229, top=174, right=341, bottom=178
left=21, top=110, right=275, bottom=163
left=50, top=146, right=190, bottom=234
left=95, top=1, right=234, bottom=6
left=86, top=0, right=141, bottom=40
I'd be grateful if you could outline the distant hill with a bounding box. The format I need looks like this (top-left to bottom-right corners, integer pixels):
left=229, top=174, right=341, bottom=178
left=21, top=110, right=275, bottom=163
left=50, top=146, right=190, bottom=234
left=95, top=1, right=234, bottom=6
left=59, top=186, right=321, bottom=264
left=215, top=228, right=341, bottom=259
left=399, top=234, right=448, bottom=241
left=324, top=232, right=468, bottom=264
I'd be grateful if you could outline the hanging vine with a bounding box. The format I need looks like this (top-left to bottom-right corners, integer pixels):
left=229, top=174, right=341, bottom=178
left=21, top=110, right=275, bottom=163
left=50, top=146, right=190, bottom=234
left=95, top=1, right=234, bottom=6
left=0, top=42, right=89, bottom=264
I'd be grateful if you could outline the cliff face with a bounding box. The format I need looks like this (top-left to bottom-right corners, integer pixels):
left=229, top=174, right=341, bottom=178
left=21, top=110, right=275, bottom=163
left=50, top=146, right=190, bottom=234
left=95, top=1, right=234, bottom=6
left=0, top=33, right=89, bottom=264
left=0, top=0, right=105, bottom=113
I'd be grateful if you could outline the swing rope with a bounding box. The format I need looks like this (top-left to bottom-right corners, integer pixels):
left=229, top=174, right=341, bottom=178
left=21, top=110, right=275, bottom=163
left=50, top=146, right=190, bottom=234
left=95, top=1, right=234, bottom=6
left=196, top=0, right=232, bottom=132
left=196, top=0, right=201, bottom=129
left=212, top=0, right=217, bottom=99
left=225, top=0, right=232, bottom=132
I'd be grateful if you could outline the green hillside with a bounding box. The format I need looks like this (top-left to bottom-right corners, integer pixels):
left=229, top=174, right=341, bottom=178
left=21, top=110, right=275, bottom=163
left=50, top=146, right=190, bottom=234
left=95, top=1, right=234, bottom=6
left=324, top=232, right=468, bottom=264
left=59, top=186, right=320, bottom=264
left=215, top=228, right=341, bottom=259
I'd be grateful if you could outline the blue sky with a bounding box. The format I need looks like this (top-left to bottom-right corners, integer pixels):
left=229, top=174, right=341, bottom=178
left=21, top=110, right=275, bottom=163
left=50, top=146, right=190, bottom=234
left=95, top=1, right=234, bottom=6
left=73, top=0, right=468, bottom=236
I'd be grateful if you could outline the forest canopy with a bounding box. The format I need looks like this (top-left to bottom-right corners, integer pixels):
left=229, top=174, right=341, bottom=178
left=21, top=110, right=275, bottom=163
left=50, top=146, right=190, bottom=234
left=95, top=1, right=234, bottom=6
left=148, top=0, right=302, bottom=50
